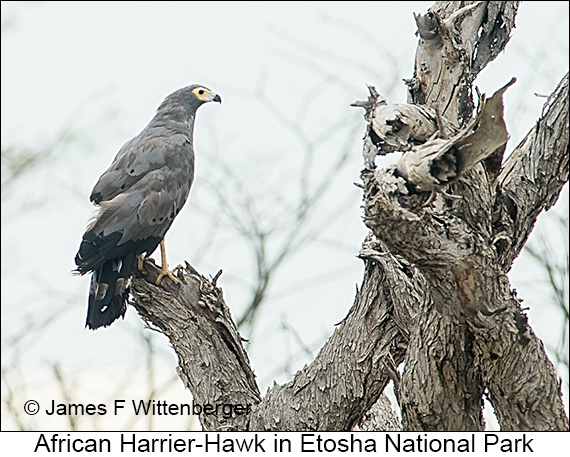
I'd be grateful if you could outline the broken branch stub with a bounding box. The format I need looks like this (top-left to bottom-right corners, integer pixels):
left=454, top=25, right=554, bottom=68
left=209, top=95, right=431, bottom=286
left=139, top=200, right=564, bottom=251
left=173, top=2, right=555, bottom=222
left=396, top=78, right=516, bottom=191
left=352, top=85, right=458, bottom=169
left=408, top=2, right=490, bottom=126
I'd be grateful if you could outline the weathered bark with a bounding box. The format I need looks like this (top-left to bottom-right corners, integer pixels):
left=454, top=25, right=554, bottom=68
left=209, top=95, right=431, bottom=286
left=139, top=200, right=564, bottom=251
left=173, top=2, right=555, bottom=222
left=406, top=1, right=519, bottom=127
left=393, top=77, right=514, bottom=192
left=359, top=1, right=568, bottom=431
left=133, top=240, right=423, bottom=430
left=132, top=263, right=260, bottom=431
left=483, top=72, right=569, bottom=430
left=128, top=1, right=569, bottom=431
left=352, top=394, right=402, bottom=432
left=493, top=73, right=570, bottom=271
left=360, top=72, right=569, bottom=429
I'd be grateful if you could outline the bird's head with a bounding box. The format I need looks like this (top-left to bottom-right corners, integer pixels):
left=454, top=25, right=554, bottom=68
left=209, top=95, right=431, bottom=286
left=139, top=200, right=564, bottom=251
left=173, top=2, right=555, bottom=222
left=151, top=84, right=222, bottom=133
left=188, top=84, right=222, bottom=104
left=163, top=84, right=221, bottom=111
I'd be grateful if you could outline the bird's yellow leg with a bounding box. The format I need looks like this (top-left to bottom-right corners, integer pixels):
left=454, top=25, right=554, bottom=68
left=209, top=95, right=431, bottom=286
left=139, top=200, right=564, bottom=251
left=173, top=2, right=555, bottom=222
left=137, top=253, right=156, bottom=270
left=137, top=254, right=146, bottom=270
left=155, top=240, right=182, bottom=285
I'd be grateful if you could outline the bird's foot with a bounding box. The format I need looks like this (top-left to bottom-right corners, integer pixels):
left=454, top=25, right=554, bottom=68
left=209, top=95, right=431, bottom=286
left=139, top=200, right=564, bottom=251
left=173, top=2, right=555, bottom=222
left=155, top=263, right=183, bottom=285
left=137, top=254, right=156, bottom=271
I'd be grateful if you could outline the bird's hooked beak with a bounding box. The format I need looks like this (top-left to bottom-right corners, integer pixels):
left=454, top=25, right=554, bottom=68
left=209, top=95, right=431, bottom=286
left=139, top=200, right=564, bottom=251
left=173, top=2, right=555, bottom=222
left=212, top=93, right=222, bottom=103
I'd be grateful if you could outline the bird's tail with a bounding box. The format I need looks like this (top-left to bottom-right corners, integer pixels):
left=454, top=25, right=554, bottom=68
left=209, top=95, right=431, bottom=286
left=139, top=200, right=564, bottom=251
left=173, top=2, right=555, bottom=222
left=86, top=253, right=136, bottom=330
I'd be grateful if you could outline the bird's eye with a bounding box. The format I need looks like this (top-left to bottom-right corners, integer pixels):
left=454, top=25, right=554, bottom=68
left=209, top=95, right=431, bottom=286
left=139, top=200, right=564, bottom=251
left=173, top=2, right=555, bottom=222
left=192, top=87, right=210, bottom=99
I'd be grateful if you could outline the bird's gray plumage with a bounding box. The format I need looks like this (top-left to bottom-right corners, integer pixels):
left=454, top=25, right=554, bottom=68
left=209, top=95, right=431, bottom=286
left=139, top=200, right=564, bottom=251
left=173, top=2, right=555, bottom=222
left=75, top=84, right=221, bottom=329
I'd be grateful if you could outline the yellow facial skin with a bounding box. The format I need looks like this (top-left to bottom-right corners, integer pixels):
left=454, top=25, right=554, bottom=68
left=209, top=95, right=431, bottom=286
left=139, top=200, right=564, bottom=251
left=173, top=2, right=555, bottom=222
left=192, top=86, right=214, bottom=102
left=191, top=86, right=221, bottom=103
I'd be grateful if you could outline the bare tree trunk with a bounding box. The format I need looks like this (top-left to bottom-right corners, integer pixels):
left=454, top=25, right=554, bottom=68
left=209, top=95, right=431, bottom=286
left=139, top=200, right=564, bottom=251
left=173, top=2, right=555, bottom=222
left=130, top=1, right=569, bottom=431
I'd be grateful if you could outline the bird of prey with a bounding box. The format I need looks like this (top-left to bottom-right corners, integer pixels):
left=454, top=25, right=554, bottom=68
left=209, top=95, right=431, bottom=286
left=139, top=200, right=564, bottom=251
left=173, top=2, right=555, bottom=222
left=74, top=84, right=221, bottom=330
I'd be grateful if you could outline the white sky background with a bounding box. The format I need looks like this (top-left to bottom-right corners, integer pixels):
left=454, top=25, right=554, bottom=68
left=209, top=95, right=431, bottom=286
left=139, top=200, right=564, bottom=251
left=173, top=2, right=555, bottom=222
left=1, top=1, right=568, bottom=431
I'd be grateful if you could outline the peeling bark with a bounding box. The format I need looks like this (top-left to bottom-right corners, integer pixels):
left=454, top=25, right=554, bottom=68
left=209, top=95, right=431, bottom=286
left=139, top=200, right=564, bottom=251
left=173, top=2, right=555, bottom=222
left=397, top=78, right=514, bottom=191
left=358, top=1, right=567, bottom=431
left=132, top=263, right=260, bottom=431
left=407, top=1, right=519, bottom=127
left=133, top=241, right=422, bottom=431
left=351, top=85, right=458, bottom=169
left=493, top=73, right=570, bottom=271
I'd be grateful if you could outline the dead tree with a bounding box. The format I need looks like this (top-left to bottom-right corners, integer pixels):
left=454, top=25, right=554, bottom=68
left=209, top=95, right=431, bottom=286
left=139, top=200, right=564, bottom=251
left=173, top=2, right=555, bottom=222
left=131, top=1, right=569, bottom=431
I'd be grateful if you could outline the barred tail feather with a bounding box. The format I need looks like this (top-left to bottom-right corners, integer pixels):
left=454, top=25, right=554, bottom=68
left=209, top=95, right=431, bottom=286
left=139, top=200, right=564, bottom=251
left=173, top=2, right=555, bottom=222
left=86, top=253, right=136, bottom=329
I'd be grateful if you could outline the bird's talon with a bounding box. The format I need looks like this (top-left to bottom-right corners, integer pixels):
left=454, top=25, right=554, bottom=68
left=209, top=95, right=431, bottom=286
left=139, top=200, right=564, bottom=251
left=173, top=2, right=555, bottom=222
left=155, top=240, right=182, bottom=286
left=155, top=267, right=180, bottom=285
left=137, top=254, right=158, bottom=271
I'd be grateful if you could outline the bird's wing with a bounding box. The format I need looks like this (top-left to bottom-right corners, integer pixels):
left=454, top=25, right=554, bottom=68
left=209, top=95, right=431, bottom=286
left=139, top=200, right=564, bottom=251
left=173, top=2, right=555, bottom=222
left=89, top=127, right=191, bottom=205
left=93, top=163, right=192, bottom=246
left=76, top=130, right=194, bottom=272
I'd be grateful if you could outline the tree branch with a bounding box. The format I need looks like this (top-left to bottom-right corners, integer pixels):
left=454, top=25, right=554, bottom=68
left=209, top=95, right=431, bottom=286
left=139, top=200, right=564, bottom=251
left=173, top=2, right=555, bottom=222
left=131, top=238, right=428, bottom=431
left=248, top=239, right=424, bottom=431
left=131, top=263, right=261, bottom=431
left=493, top=72, right=570, bottom=271
left=407, top=1, right=519, bottom=126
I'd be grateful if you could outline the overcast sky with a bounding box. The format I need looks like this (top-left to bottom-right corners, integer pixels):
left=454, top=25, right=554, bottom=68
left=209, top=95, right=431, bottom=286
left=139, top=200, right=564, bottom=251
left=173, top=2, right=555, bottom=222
left=1, top=1, right=568, bottom=431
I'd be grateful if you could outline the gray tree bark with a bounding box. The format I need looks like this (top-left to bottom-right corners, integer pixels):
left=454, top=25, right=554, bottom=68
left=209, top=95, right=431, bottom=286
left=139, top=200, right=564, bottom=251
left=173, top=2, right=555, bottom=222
left=131, top=1, right=569, bottom=431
